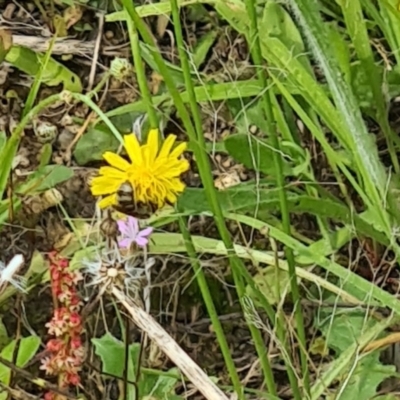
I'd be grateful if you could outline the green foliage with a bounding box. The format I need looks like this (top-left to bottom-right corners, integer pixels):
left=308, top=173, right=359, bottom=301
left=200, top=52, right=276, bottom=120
left=74, top=125, right=121, bottom=165
left=5, top=46, right=82, bottom=92
left=224, top=134, right=310, bottom=178
left=317, top=310, right=396, bottom=399
left=0, top=336, right=41, bottom=400
left=92, top=333, right=182, bottom=400
left=246, top=266, right=292, bottom=306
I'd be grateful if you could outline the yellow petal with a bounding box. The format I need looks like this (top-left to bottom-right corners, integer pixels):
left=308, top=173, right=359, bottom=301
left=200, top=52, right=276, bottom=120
left=103, top=152, right=130, bottom=171
left=98, top=166, right=127, bottom=180
left=166, top=192, right=177, bottom=204
left=154, top=159, right=189, bottom=177
left=90, top=175, right=124, bottom=195
left=169, top=178, right=185, bottom=192
left=124, top=134, right=143, bottom=165
left=158, top=134, right=176, bottom=159
left=98, top=194, right=117, bottom=209
left=169, top=141, right=187, bottom=158
left=146, top=129, right=159, bottom=163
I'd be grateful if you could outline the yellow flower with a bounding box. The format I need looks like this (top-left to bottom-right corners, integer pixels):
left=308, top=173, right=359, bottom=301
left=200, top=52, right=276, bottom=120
left=90, top=129, right=189, bottom=209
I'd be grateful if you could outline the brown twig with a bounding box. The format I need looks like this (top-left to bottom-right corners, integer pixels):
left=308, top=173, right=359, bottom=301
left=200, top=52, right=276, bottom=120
left=111, top=286, right=230, bottom=400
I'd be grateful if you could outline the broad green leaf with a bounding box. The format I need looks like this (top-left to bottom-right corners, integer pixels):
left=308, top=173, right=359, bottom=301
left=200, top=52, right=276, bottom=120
left=318, top=311, right=374, bottom=354
left=179, top=188, right=389, bottom=246
left=333, top=353, right=395, bottom=400
left=317, top=300, right=396, bottom=400
left=216, top=0, right=249, bottom=34
left=106, top=0, right=212, bottom=21
left=92, top=332, right=139, bottom=399
left=5, top=46, right=82, bottom=92
left=74, top=125, right=120, bottom=165
left=0, top=335, right=40, bottom=398
left=224, top=134, right=305, bottom=177
left=178, top=185, right=291, bottom=214
left=104, top=78, right=302, bottom=120
left=311, top=317, right=395, bottom=400
left=92, top=333, right=179, bottom=399
left=22, top=165, right=74, bottom=193
left=92, top=332, right=139, bottom=378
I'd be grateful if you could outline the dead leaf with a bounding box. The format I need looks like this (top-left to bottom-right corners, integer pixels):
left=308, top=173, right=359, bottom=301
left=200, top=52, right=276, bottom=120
left=0, top=29, right=12, bottom=63
left=214, top=171, right=241, bottom=190
left=156, top=14, right=170, bottom=38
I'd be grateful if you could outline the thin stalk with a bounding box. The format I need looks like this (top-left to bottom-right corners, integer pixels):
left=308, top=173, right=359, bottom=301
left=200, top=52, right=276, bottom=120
left=123, top=2, right=242, bottom=395
left=126, top=12, right=158, bottom=130
left=87, top=71, right=111, bottom=100
left=122, top=0, right=301, bottom=399
left=23, top=35, right=56, bottom=117
left=168, top=1, right=278, bottom=396
left=243, top=0, right=310, bottom=397
left=178, top=215, right=245, bottom=398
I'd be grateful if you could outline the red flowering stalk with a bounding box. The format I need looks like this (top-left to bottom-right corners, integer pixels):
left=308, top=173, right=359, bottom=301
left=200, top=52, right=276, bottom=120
left=41, top=251, right=84, bottom=399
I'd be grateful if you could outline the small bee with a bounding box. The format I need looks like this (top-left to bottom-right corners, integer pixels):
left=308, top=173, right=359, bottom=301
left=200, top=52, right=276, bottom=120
left=114, top=181, right=157, bottom=219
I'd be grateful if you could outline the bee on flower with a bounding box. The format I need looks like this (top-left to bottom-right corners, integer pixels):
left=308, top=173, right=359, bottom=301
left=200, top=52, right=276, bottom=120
left=90, top=128, right=189, bottom=218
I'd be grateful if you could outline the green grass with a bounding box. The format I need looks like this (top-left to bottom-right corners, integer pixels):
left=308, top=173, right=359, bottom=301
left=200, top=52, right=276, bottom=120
left=3, top=0, right=400, bottom=399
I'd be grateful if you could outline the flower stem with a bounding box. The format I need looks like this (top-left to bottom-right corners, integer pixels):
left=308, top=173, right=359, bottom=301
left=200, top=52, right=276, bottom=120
left=243, top=0, right=310, bottom=396
left=126, top=12, right=158, bottom=131
left=168, top=1, right=281, bottom=396
left=177, top=214, right=244, bottom=398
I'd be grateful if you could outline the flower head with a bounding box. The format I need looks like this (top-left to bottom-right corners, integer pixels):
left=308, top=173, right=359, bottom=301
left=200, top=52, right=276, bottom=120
left=90, top=129, right=189, bottom=210
left=117, top=216, right=153, bottom=249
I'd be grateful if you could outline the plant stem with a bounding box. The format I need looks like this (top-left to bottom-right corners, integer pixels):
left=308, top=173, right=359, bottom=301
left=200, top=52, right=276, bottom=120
left=178, top=215, right=244, bottom=398
left=169, top=0, right=277, bottom=397
left=243, top=0, right=310, bottom=397
left=125, top=10, right=158, bottom=130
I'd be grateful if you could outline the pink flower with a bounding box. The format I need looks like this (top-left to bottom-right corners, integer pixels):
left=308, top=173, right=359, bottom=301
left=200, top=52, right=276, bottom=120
left=117, top=216, right=153, bottom=249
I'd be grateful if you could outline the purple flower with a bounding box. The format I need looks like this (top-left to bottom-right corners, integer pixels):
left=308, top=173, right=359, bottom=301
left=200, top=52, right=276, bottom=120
left=117, top=216, right=153, bottom=249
